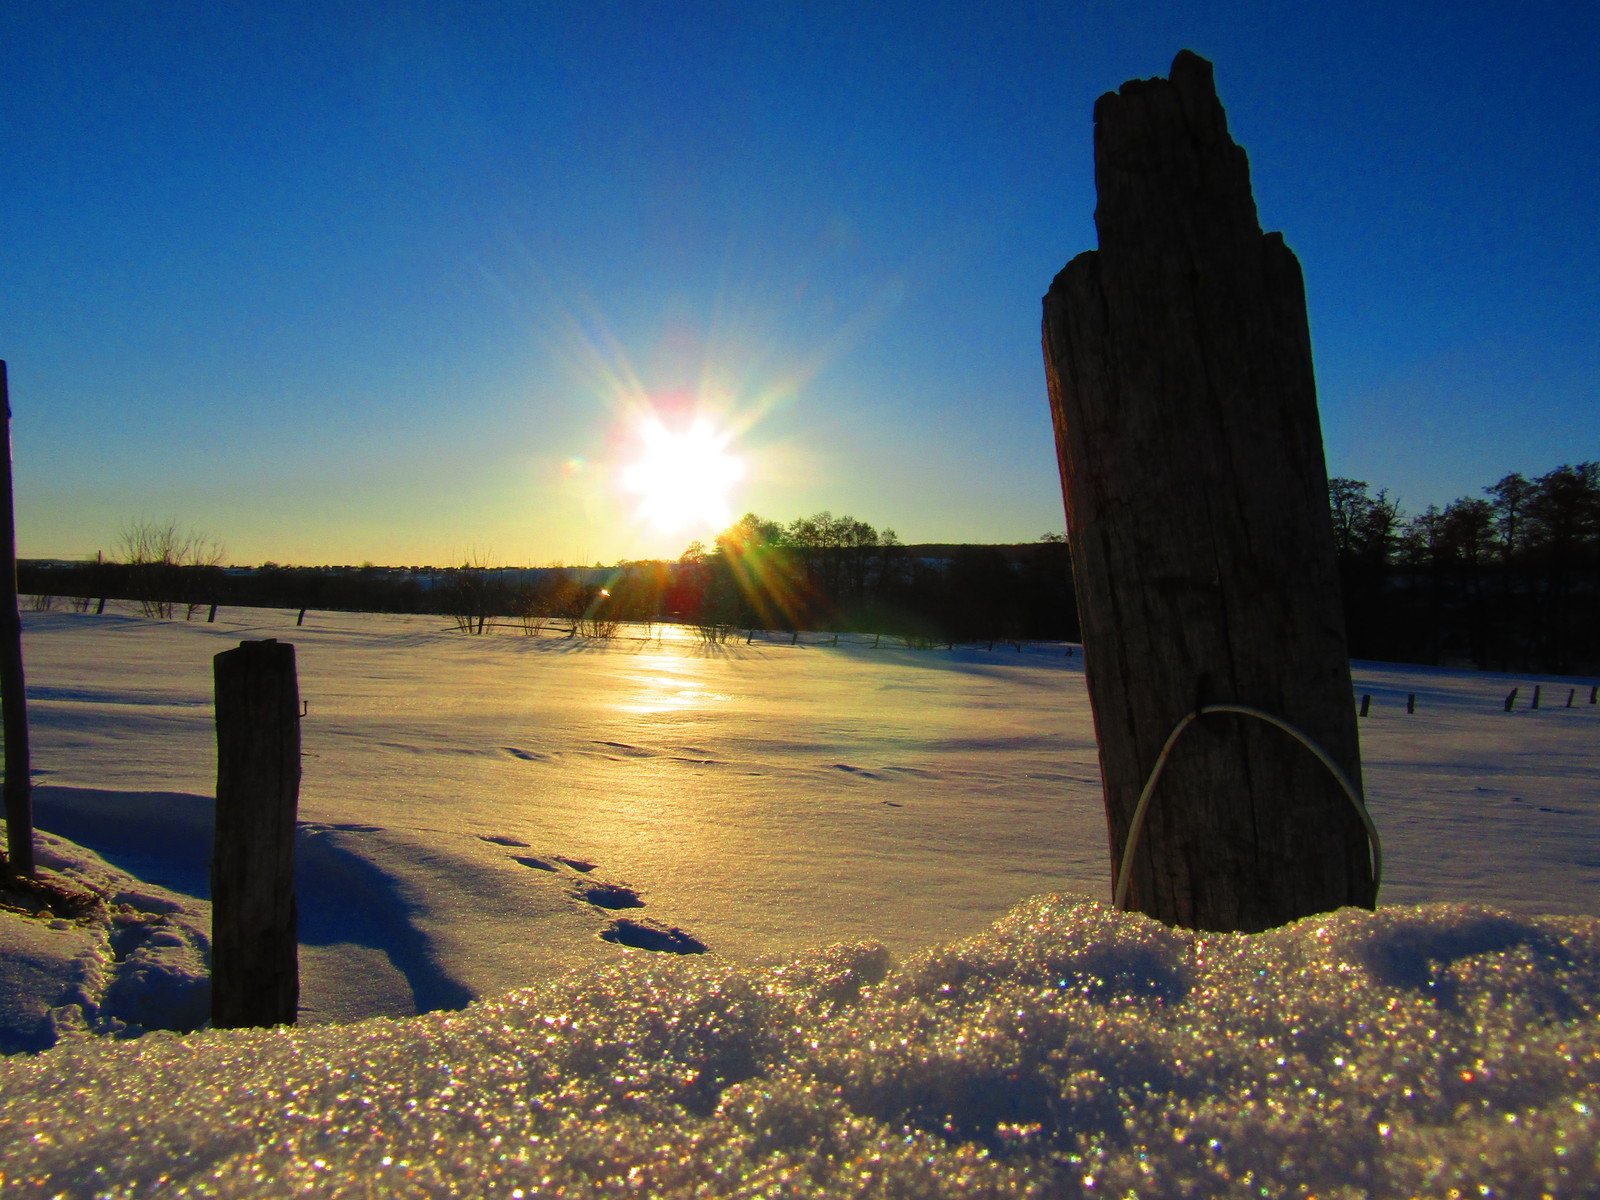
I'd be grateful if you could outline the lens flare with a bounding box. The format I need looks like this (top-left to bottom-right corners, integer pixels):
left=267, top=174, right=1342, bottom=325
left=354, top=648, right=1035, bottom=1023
left=621, top=416, right=744, bottom=534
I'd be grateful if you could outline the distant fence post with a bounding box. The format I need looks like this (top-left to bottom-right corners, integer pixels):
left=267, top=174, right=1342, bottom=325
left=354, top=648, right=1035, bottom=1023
left=0, top=362, right=33, bottom=876
left=1532, top=685, right=1542, bottom=710
left=212, top=638, right=300, bottom=1029
left=1504, top=687, right=1519, bottom=712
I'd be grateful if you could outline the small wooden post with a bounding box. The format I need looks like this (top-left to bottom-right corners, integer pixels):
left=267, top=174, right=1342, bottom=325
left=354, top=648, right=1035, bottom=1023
left=0, top=363, right=33, bottom=876
left=1532, top=685, right=1542, bottom=710
left=1591, top=685, right=1597, bottom=705
left=1504, top=687, right=1519, bottom=712
left=1359, top=694, right=1371, bottom=718
left=1042, top=52, right=1372, bottom=931
left=1568, top=688, right=1576, bottom=708
left=1406, top=693, right=1416, bottom=714
left=207, top=603, right=219, bottom=623
left=212, top=639, right=300, bottom=1029
left=94, top=597, right=106, bottom=615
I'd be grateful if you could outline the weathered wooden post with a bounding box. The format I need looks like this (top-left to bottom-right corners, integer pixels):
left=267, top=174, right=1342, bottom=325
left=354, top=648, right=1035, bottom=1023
left=212, top=638, right=300, bottom=1028
left=1041, top=51, right=1376, bottom=932
left=0, top=362, right=33, bottom=876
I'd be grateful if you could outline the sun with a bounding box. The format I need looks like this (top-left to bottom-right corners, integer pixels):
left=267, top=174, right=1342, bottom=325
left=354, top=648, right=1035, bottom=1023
left=621, top=416, right=744, bottom=534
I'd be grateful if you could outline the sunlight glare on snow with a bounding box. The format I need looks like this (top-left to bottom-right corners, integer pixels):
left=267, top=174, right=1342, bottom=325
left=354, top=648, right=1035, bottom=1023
left=615, top=651, right=728, bottom=716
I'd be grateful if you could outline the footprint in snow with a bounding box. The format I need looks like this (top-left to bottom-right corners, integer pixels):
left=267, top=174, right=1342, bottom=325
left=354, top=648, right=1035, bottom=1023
left=480, top=834, right=531, bottom=847
left=600, top=917, right=707, bottom=954
left=501, top=746, right=551, bottom=762
left=553, top=855, right=597, bottom=873
left=572, top=880, right=644, bottom=909
left=830, top=763, right=884, bottom=781
left=513, top=855, right=558, bottom=871
left=591, top=740, right=656, bottom=758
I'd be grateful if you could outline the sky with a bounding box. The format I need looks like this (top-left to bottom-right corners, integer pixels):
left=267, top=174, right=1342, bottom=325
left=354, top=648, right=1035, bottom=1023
left=3, top=1, right=1595, bottom=567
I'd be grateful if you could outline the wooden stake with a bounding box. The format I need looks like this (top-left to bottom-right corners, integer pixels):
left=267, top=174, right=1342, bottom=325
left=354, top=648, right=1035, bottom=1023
left=1406, top=693, right=1416, bottom=714
left=1505, top=687, right=1518, bottom=712
left=1532, top=685, right=1542, bottom=710
left=1359, top=694, right=1371, bottom=718
left=0, top=363, right=33, bottom=876
left=1041, top=52, right=1371, bottom=931
left=212, top=639, right=300, bottom=1029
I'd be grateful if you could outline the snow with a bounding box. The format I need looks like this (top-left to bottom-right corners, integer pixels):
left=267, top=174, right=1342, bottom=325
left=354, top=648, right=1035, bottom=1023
left=3, top=607, right=1599, bottom=1195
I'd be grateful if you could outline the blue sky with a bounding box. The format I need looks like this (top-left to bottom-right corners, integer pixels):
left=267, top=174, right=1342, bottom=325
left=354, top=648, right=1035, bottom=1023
left=4, top=1, right=1594, bottom=566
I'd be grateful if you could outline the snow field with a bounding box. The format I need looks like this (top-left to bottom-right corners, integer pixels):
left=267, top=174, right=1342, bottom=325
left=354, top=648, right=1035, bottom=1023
left=3, top=607, right=1600, bottom=1195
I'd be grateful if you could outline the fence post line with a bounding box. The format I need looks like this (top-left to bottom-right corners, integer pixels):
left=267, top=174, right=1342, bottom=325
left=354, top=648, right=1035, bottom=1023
left=211, top=638, right=301, bottom=1029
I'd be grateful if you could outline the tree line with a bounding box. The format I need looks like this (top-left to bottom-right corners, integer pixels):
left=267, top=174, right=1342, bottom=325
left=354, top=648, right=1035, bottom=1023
left=1330, top=462, right=1598, bottom=672
left=18, top=460, right=1596, bottom=669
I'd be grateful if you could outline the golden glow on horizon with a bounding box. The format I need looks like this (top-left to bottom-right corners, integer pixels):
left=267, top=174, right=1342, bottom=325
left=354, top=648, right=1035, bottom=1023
left=621, top=416, right=744, bottom=535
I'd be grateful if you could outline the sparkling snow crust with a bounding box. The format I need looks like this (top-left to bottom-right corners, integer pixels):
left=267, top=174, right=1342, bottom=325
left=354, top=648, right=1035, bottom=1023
left=4, top=894, right=1597, bottom=1198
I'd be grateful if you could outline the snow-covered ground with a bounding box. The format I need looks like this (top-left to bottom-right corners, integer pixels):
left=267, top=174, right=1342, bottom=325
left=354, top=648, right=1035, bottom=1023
left=3, top=607, right=1598, bottom=1196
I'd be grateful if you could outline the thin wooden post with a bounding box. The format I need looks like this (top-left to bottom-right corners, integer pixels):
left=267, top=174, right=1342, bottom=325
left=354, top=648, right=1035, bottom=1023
left=296, top=607, right=307, bottom=626
left=1505, top=687, right=1519, bottom=712
left=1359, top=694, right=1371, bottom=718
left=212, top=639, right=300, bottom=1029
left=1567, top=688, right=1576, bottom=708
left=207, top=603, right=218, bottom=623
left=1041, top=52, right=1372, bottom=931
left=0, top=363, right=33, bottom=876
left=1532, top=685, right=1542, bottom=710
left=1406, top=693, right=1416, bottom=714
left=1591, top=685, right=1597, bottom=705
left=95, top=597, right=106, bottom=615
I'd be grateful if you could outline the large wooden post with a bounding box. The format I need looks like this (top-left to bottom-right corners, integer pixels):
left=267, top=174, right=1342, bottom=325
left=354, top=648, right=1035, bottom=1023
left=212, top=639, right=300, bottom=1027
left=1041, top=51, right=1375, bottom=932
left=0, top=362, right=33, bottom=876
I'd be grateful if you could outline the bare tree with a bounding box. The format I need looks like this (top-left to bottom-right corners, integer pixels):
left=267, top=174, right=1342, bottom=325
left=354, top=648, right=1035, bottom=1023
left=116, top=519, right=225, bottom=619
